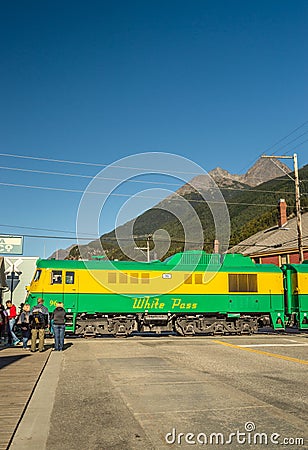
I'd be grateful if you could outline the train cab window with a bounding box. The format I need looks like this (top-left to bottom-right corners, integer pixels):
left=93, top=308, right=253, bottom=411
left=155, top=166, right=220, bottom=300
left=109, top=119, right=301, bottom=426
left=195, top=274, right=203, bottom=284
left=228, top=274, right=258, bottom=292
left=141, top=273, right=150, bottom=284
left=51, top=270, right=62, bottom=284
left=130, top=273, right=139, bottom=284
left=119, top=273, right=128, bottom=284
left=33, top=270, right=42, bottom=282
left=65, top=271, right=75, bottom=284
left=108, top=272, right=117, bottom=283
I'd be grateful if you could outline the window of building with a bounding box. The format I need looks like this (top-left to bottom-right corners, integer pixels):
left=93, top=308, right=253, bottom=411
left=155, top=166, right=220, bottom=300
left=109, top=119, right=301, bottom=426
left=141, top=273, right=150, bottom=284
left=228, top=274, right=258, bottom=292
left=65, top=271, right=75, bottom=284
left=51, top=270, right=62, bottom=284
left=108, top=272, right=117, bottom=283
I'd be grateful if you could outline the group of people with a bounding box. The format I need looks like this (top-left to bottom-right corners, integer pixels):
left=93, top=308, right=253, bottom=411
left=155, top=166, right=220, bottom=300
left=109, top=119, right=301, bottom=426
left=0, top=298, right=66, bottom=352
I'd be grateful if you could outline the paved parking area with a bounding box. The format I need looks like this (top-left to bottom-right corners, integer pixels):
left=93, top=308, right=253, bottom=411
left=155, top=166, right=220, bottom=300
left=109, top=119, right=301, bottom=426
left=7, top=334, right=308, bottom=449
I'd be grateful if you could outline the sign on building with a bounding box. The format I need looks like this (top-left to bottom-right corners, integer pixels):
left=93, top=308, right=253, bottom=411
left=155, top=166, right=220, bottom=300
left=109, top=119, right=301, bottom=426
left=4, top=257, right=38, bottom=307
left=0, top=236, right=23, bottom=255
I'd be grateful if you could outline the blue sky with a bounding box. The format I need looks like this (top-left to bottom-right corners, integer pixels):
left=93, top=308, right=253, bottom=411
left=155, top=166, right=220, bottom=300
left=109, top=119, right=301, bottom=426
left=0, top=0, right=308, bottom=257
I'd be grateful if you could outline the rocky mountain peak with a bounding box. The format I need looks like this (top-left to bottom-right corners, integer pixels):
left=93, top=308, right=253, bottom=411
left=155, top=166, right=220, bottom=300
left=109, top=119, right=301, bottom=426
left=210, top=157, right=291, bottom=188
left=241, top=157, right=290, bottom=186
left=175, top=158, right=291, bottom=197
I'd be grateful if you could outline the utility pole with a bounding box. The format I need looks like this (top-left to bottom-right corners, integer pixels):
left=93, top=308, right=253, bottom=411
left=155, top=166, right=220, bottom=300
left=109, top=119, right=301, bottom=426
left=135, top=235, right=151, bottom=262
left=10, top=264, right=15, bottom=303
left=262, top=153, right=304, bottom=263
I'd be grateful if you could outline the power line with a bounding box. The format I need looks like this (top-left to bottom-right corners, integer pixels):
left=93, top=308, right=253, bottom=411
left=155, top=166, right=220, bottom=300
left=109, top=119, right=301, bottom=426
left=237, top=119, right=308, bottom=174
left=291, top=136, right=308, bottom=151
left=0, top=164, right=299, bottom=195
left=267, top=119, right=308, bottom=155
left=1, top=229, right=306, bottom=249
left=0, top=180, right=302, bottom=207
left=0, top=152, right=205, bottom=176
left=0, top=223, right=97, bottom=236
left=0, top=164, right=183, bottom=188
left=274, top=129, right=308, bottom=153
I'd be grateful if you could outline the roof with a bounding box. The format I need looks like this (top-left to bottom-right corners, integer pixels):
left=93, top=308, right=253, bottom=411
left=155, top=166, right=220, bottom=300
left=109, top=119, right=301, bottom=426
left=0, top=257, right=8, bottom=289
left=37, top=250, right=280, bottom=273
left=283, top=262, right=308, bottom=273
left=229, top=212, right=308, bottom=256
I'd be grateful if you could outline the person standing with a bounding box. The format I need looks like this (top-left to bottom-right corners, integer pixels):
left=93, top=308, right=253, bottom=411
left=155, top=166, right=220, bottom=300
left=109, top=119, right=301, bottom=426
left=6, top=300, right=20, bottom=346
left=30, top=298, right=49, bottom=352
left=0, top=304, right=7, bottom=345
left=52, top=302, right=66, bottom=351
left=17, top=304, right=31, bottom=349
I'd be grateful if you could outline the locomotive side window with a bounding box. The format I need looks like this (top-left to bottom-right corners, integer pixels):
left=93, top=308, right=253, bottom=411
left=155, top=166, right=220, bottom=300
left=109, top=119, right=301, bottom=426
left=65, top=271, right=75, bottom=284
left=33, top=269, right=42, bottom=282
left=119, top=272, right=128, bottom=284
left=247, top=274, right=258, bottom=292
left=108, top=272, right=117, bottom=283
left=184, top=274, right=193, bottom=284
left=51, top=270, right=62, bottom=284
left=130, top=273, right=139, bottom=284
left=195, top=274, right=203, bottom=284
left=141, top=273, right=150, bottom=284
left=228, top=274, right=258, bottom=292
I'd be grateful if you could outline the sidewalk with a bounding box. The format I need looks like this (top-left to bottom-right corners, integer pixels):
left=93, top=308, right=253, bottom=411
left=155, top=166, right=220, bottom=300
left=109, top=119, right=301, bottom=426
left=0, top=343, right=51, bottom=450
left=8, top=339, right=153, bottom=450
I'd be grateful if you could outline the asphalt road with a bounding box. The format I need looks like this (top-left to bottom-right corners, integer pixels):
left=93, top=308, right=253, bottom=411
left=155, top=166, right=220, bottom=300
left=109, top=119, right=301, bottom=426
left=11, top=334, right=308, bottom=450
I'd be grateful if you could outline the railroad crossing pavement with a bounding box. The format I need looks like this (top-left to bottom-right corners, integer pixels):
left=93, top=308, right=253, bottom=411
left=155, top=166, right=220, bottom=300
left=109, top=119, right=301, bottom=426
left=1, top=334, right=308, bottom=449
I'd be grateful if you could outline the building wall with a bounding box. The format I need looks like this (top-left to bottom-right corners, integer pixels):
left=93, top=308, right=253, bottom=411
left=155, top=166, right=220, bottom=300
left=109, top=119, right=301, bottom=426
left=252, top=250, right=308, bottom=266
left=3, top=257, right=38, bottom=309
left=259, top=255, right=280, bottom=265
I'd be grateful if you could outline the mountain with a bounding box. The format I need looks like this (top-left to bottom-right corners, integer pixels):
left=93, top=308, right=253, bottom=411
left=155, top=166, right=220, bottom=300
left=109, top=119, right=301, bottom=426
left=173, top=158, right=290, bottom=198
left=68, top=159, right=306, bottom=261
left=49, top=245, right=76, bottom=260
left=178, top=158, right=291, bottom=195
left=237, top=158, right=291, bottom=186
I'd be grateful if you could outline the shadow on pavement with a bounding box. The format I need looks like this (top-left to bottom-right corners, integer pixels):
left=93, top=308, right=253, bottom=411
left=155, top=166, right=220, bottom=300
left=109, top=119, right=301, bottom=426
left=0, top=354, right=30, bottom=369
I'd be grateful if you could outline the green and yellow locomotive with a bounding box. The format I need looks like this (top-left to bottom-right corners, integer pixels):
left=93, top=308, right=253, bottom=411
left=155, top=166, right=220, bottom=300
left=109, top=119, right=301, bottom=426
left=25, top=250, right=308, bottom=336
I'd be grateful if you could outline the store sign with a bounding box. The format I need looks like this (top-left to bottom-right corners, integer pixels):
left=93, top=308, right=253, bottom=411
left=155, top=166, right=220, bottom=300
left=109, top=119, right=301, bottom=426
left=0, top=236, right=23, bottom=255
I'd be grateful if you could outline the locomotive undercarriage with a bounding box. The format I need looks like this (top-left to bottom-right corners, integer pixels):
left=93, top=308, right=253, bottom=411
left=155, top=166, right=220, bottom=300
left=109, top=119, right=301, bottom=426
left=75, top=312, right=260, bottom=337
left=174, top=315, right=259, bottom=336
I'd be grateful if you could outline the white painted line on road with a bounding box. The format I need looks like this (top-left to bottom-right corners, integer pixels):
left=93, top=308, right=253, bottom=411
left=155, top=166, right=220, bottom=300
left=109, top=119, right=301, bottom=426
left=238, top=343, right=308, bottom=347
left=134, top=405, right=270, bottom=415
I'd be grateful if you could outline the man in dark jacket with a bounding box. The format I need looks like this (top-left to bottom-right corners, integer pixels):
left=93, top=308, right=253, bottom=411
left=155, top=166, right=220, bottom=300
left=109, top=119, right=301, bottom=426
left=52, top=302, right=66, bottom=351
left=30, top=297, right=49, bottom=352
